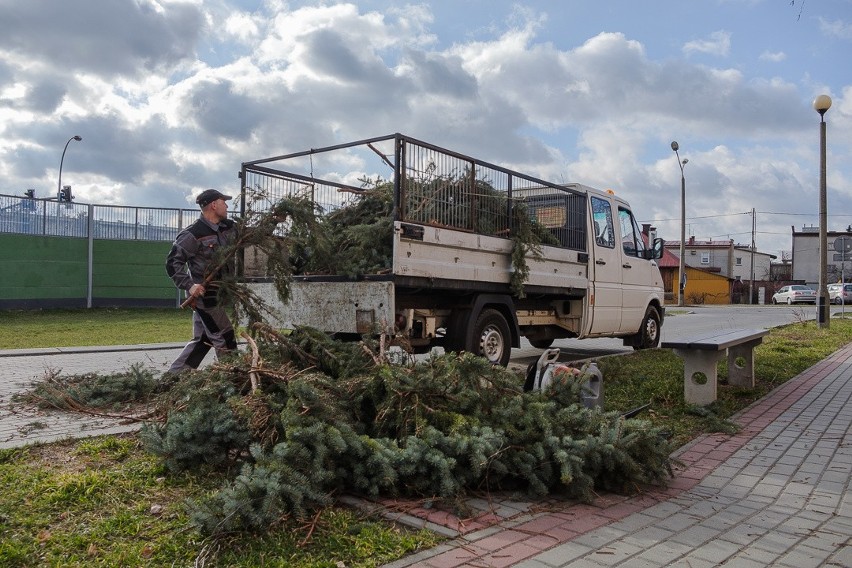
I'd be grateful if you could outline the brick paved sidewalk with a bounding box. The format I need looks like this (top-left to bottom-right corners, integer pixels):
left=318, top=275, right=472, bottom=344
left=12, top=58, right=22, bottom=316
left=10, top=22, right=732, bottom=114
left=380, top=343, right=852, bottom=567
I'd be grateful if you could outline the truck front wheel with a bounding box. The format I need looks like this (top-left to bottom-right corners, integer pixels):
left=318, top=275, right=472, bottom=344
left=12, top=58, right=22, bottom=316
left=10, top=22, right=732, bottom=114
left=635, top=306, right=661, bottom=350
left=472, top=309, right=512, bottom=366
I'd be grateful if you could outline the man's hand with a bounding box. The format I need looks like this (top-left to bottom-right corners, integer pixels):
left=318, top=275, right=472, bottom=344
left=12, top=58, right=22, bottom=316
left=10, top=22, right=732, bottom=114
left=189, top=283, right=205, bottom=298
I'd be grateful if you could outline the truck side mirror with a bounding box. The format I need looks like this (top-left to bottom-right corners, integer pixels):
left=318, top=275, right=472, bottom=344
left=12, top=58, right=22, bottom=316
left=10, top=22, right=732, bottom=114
left=648, top=237, right=665, bottom=260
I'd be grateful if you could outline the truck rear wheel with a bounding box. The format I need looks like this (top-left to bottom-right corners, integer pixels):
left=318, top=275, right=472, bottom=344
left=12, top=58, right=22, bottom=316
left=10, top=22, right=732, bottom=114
left=472, top=309, right=512, bottom=366
left=635, top=306, right=661, bottom=350
left=528, top=338, right=554, bottom=349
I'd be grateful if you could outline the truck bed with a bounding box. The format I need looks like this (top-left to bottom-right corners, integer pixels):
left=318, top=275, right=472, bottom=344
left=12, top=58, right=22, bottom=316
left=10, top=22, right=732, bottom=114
left=393, top=222, right=589, bottom=291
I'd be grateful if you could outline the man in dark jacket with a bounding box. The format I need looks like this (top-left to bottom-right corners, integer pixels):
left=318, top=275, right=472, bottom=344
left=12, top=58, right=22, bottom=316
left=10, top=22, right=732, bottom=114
left=165, top=188, right=238, bottom=373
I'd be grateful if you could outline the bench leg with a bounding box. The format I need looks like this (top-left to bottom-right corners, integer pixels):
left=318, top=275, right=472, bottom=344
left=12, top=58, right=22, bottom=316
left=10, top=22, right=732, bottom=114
left=727, top=339, right=762, bottom=389
left=674, top=349, right=725, bottom=406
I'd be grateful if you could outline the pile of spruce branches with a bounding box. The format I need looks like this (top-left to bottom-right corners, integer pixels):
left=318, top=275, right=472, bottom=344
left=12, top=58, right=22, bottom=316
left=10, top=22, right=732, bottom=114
left=169, top=331, right=674, bottom=536
left=18, top=327, right=675, bottom=537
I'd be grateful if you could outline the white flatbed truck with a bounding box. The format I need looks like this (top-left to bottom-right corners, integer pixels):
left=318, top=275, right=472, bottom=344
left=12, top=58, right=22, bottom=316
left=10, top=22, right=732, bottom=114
left=241, top=133, right=665, bottom=366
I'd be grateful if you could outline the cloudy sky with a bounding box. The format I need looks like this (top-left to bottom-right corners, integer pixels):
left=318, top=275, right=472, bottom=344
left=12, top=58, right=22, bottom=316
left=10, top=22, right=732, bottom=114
left=0, top=0, right=850, bottom=259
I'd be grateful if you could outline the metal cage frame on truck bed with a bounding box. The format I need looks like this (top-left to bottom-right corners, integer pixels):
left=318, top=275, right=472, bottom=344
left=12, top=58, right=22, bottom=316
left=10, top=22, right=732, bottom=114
left=239, top=133, right=588, bottom=252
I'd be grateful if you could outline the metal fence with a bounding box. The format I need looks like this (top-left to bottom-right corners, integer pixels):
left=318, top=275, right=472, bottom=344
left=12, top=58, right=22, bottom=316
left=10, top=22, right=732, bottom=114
left=0, top=194, right=198, bottom=240
left=241, top=133, right=588, bottom=251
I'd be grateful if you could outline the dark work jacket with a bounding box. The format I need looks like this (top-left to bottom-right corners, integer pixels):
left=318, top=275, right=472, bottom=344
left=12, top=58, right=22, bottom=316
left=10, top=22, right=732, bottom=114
left=165, top=216, right=236, bottom=302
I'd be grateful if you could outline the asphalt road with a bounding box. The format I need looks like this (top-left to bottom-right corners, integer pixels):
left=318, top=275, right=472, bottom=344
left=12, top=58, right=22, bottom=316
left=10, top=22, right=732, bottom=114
left=510, top=303, right=832, bottom=367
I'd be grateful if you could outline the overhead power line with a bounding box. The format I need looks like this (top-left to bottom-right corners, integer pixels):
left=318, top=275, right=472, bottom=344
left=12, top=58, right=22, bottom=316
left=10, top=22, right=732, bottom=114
left=646, top=211, right=852, bottom=224
left=644, top=211, right=750, bottom=223
left=757, top=211, right=852, bottom=217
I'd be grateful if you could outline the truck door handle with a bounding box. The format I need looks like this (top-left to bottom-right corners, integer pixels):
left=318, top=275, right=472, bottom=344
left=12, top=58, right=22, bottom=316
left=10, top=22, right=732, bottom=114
left=596, top=259, right=606, bottom=265
left=623, top=263, right=632, bottom=269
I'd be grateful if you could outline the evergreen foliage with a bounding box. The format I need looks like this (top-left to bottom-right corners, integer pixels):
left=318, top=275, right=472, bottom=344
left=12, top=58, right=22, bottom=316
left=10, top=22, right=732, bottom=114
left=18, top=181, right=672, bottom=539
left=258, top=176, right=559, bottom=298
left=139, top=371, right=254, bottom=472
left=301, top=180, right=395, bottom=277
left=130, top=331, right=675, bottom=536
left=16, top=363, right=159, bottom=411
left=204, top=192, right=321, bottom=326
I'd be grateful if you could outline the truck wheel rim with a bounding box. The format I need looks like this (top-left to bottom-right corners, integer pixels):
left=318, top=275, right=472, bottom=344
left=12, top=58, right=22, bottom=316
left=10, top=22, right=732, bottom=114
left=480, top=326, right=504, bottom=363
left=646, top=318, right=658, bottom=341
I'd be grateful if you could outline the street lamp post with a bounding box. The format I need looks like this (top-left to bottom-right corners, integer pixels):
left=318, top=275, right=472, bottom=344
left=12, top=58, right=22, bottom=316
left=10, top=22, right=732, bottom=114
left=814, top=95, right=832, bottom=328
left=57, top=135, right=82, bottom=201
left=671, top=141, right=688, bottom=307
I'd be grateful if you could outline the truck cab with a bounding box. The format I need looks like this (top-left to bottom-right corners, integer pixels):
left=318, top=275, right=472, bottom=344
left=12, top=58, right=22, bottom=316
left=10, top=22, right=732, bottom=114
left=587, top=190, right=665, bottom=341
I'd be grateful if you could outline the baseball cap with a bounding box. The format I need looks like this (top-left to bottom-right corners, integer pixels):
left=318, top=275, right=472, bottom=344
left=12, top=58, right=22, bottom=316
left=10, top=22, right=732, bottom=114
left=196, top=189, right=232, bottom=208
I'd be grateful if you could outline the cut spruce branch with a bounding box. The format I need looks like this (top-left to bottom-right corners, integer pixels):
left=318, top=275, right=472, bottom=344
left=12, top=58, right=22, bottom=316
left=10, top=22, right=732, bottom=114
left=179, top=192, right=320, bottom=312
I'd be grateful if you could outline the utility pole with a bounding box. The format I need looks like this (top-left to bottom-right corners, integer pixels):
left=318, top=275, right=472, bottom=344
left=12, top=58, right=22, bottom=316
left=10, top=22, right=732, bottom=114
left=749, top=208, right=756, bottom=304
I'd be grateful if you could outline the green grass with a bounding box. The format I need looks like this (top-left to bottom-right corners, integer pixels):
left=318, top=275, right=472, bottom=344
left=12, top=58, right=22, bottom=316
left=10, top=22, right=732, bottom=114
left=0, top=437, right=440, bottom=567
left=598, top=318, right=852, bottom=446
left=0, top=308, right=192, bottom=349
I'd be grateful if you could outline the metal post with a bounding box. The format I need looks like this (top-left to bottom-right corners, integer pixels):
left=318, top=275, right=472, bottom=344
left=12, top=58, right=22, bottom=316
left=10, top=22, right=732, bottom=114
left=818, top=115, right=829, bottom=327
left=671, top=141, right=688, bottom=307
left=58, top=135, right=82, bottom=200
left=814, top=95, right=831, bottom=328
left=87, top=203, right=94, bottom=308
left=679, top=173, right=686, bottom=306
left=749, top=208, right=755, bottom=304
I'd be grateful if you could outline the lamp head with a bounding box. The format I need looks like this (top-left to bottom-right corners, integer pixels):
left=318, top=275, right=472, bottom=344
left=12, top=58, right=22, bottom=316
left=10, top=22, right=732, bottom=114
left=682, top=159, right=689, bottom=165
left=72, top=135, right=82, bottom=141
left=813, top=95, right=832, bottom=117
left=670, top=141, right=679, bottom=152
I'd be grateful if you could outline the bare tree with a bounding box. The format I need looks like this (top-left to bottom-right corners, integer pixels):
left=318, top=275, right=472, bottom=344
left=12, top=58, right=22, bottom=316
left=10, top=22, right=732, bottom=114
left=791, top=0, right=806, bottom=21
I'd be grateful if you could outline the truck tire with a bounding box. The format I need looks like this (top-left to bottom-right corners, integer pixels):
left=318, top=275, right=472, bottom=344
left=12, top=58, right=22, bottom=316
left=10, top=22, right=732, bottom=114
left=635, top=306, right=661, bottom=350
left=528, top=338, right=554, bottom=349
left=472, top=309, right=512, bottom=366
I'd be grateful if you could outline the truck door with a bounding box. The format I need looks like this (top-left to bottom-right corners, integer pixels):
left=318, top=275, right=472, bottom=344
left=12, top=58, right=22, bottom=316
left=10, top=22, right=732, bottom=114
left=588, top=196, right=622, bottom=333
left=617, top=205, right=662, bottom=333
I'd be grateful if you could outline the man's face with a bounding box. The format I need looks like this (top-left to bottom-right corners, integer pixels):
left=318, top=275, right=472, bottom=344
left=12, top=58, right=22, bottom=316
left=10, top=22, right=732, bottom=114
left=210, top=198, right=228, bottom=219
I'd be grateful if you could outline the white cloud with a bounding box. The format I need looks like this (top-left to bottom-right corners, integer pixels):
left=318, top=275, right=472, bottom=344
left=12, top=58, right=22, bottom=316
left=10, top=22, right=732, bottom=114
left=683, top=31, right=732, bottom=57
left=224, top=12, right=261, bottom=43
left=819, top=18, right=852, bottom=40
left=759, top=50, right=786, bottom=62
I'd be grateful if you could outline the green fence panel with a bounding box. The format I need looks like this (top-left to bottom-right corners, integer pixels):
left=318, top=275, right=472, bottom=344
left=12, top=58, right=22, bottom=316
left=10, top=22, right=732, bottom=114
left=0, top=234, right=178, bottom=308
left=0, top=234, right=88, bottom=300
left=92, top=240, right=173, bottom=300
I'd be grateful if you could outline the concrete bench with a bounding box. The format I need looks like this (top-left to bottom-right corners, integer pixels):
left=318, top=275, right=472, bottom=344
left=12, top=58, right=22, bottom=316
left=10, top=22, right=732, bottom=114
left=661, top=328, right=769, bottom=406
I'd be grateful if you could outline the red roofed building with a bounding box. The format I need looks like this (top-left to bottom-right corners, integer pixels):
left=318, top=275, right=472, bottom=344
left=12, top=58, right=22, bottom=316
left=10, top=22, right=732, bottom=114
left=661, top=236, right=776, bottom=304
left=656, top=244, right=732, bottom=305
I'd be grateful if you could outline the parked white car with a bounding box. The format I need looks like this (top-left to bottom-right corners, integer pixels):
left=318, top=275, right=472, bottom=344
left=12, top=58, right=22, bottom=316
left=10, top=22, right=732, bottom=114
left=772, top=285, right=817, bottom=305
left=827, top=283, right=852, bottom=304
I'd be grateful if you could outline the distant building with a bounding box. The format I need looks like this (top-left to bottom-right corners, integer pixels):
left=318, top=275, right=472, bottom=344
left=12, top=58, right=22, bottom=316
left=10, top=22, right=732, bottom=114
left=791, top=225, right=852, bottom=286
left=770, top=260, right=793, bottom=281
left=663, top=237, right=776, bottom=283
left=656, top=248, right=732, bottom=305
